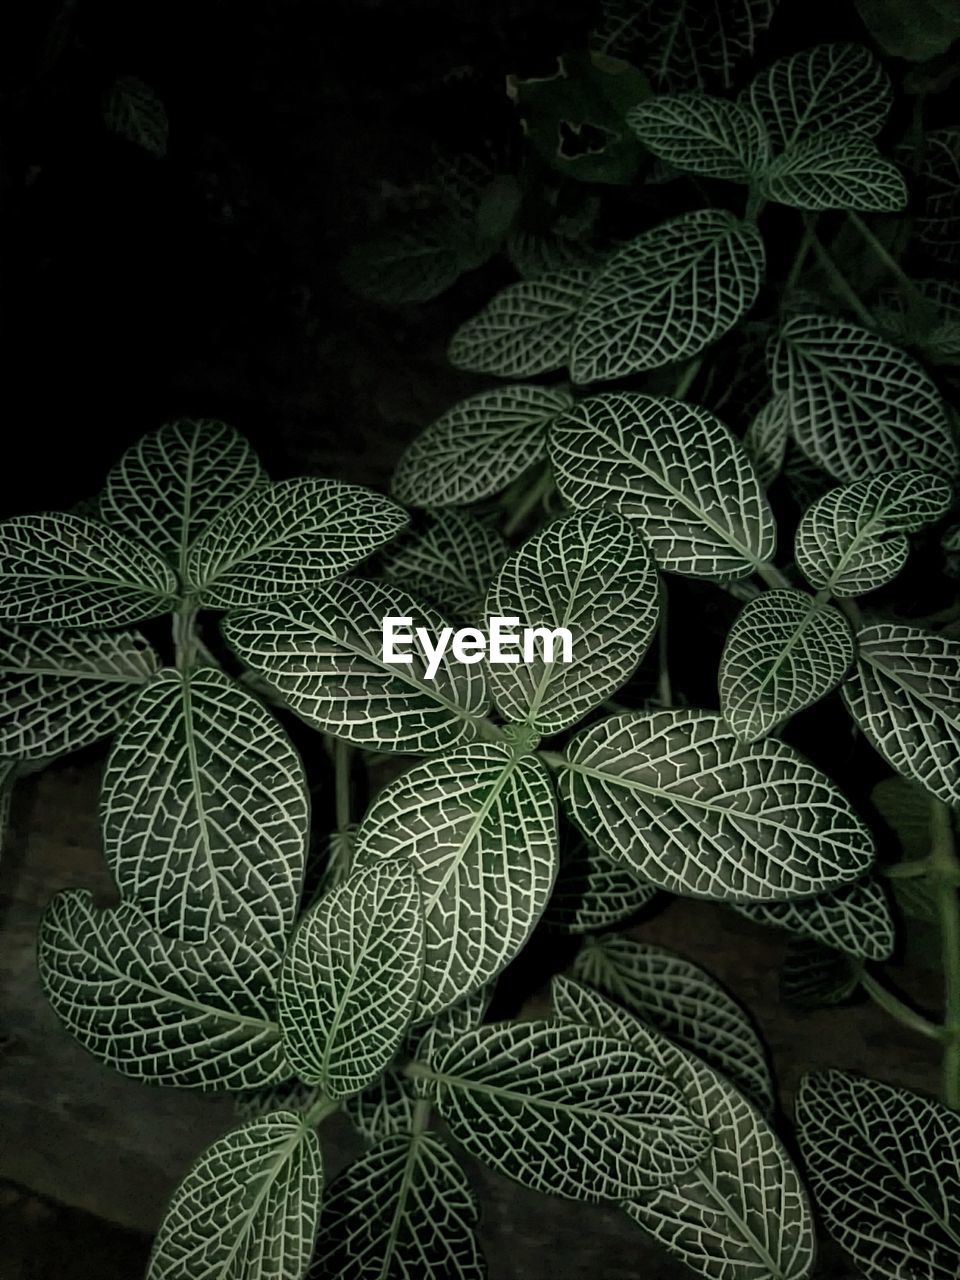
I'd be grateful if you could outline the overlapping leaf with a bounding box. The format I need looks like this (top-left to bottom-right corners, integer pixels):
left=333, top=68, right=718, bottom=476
left=780, top=940, right=861, bottom=1008
left=570, top=210, right=764, bottom=382
left=912, top=128, right=960, bottom=265
left=549, top=393, right=775, bottom=580
left=762, top=133, right=907, bottom=212
left=743, top=395, right=790, bottom=488
left=733, top=877, right=895, bottom=960
left=544, top=828, right=657, bottom=934
left=626, top=93, right=769, bottom=182
left=103, top=75, right=168, bottom=156
left=874, top=278, right=960, bottom=366
left=343, top=1068, right=418, bottom=1144
left=379, top=510, right=508, bottom=620
left=342, top=213, right=486, bottom=305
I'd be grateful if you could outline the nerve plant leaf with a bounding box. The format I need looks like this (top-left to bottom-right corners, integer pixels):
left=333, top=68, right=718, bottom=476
left=771, top=314, right=958, bottom=482
left=549, top=393, right=775, bottom=581
left=761, top=133, right=907, bottom=212
left=186, top=478, right=409, bottom=608
left=101, top=667, right=308, bottom=949
left=313, top=1133, right=484, bottom=1280
left=743, top=394, right=790, bottom=488
left=103, top=75, right=168, bottom=156
left=391, top=384, right=571, bottom=508
left=570, top=209, right=765, bottom=382
left=732, top=877, right=896, bottom=960
left=626, top=93, right=769, bottom=182
left=427, top=1019, right=711, bottom=1200
left=796, top=1070, right=960, bottom=1280
left=795, top=471, right=953, bottom=598
left=39, top=891, right=286, bottom=1090
left=279, top=862, right=423, bottom=1099
left=912, top=128, right=960, bottom=266
left=0, top=625, right=158, bottom=760
left=379, top=510, right=508, bottom=620
left=780, top=940, right=861, bottom=1008
left=485, top=509, right=659, bottom=734
left=147, top=1110, right=323, bottom=1280
left=0, top=513, right=177, bottom=627
left=874, top=278, right=960, bottom=365
left=342, top=212, right=487, bottom=306
left=842, top=624, right=960, bottom=806
left=719, top=590, right=854, bottom=743
left=558, top=710, right=875, bottom=901
left=223, top=578, right=490, bottom=754
left=544, top=828, right=657, bottom=934
left=355, top=744, right=557, bottom=1020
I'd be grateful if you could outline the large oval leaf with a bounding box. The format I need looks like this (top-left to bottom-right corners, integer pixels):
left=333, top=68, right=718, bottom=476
left=732, top=877, right=895, bottom=960
left=762, top=133, right=907, bottom=212
left=379, top=509, right=508, bottom=621
left=626, top=93, right=769, bottom=182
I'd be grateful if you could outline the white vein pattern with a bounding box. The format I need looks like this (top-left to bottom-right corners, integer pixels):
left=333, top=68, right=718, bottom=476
left=771, top=314, right=958, bottom=482
left=780, top=940, right=860, bottom=1008
left=234, top=1078, right=325, bottom=1123
left=312, top=1133, right=484, bottom=1280
left=279, top=862, right=423, bottom=1099
left=429, top=1019, right=710, bottom=1200
left=559, top=710, right=875, bottom=901
left=223, top=579, right=490, bottom=754
left=544, top=828, right=657, bottom=935
left=447, top=269, right=593, bottom=379
left=39, top=890, right=287, bottom=1090
left=570, top=210, right=765, bottom=383
left=796, top=1070, right=960, bottom=1279
left=101, top=666, right=308, bottom=949
left=762, top=132, right=907, bottom=212
left=343, top=213, right=481, bottom=306
left=842, top=623, right=960, bottom=806
left=795, top=470, right=953, bottom=598
left=0, top=624, right=157, bottom=760
left=343, top=1067, right=418, bottom=1144
left=874, top=278, right=960, bottom=365
left=913, top=129, right=960, bottom=264
left=186, top=477, right=408, bottom=608
left=390, top=384, right=570, bottom=507
left=356, top=743, right=557, bottom=1020
left=379, top=510, right=508, bottom=621
left=626, top=93, right=770, bottom=182
left=485, top=509, right=659, bottom=734
left=719, top=589, right=854, bottom=743
left=0, top=511, right=177, bottom=627
left=732, top=876, right=895, bottom=961
left=148, top=1111, right=323, bottom=1280
left=743, top=394, right=790, bottom=488
left=549, top=393, right=775, bottom=581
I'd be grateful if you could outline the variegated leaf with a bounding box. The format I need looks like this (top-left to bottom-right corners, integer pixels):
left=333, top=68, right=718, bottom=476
left=626, top=93, right=769, bottom=182
left=379, top=510, right=508, bottom=621
left=743, top=395, right=790, bottom=488
left=544, top=828, right=657, bottom=935
left=732, top=877, right=895, bottom=960
left=762, top=133, right=907, bottom=212
left=780, top=941, right=861, bottom=1008
left=343, top=1069, right=418, bottom=1144
left=912, top=129, right=960, bottom=266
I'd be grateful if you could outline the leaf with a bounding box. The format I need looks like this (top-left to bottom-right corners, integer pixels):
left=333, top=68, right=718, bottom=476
left=913, top=129, right=960, bottom=265
left=0, top=625, right=158, bottom=760
left=626, top=93, right=770, bottom=182
left=771, top=314, right=958, bottom=482
left=223, top=578, right=490, bottom=754
left=779, top=940, right=861, bottom=1008
left=743, top=43, right=892, bottom=152
left=101, top=666, right=308, bottom=949
left=573, top=935, right=774, bottom=1113
left=549, top=393, right=775, bottom=581
left=762, top=133, right=907, bottom=212
left=796, top=1070, right=960, bottom=1279
left=718, top=590, right=854, bottom=743
left=391, top=384, right=570, bottom=508
left=101, top=419, right=265, bottom=575
left=39, top=891, right=286, bottom=1090
left=558, top=709, right=876, bottom=901
left=147, top=1110, right=323, bottom=1280
left=234, top=1078, right=325, bottom=1123
left=103, top=75, right=168, bottom=156
left=428, top=1019, right=711, bottom=1200
left=506, top=227, right=603, bottom=278
left=485, top=509, right=659, bottom=734
left=0, top=512, right=177, bottom=627
left=743, top=395, right=790, bottom=488
left=279, top=862, right=421, bottom=1100
left=874, top=279, right=960, bottom=365
left=842, top=624, right=960, bottom=806
left=447, top=269, right=592, bottom=379
left=342, top=212, right=486, bottom=305
left=343, top=1069, right=418, bottom=1144
left=379, top=511, right=508, bottom=620
left=732, top=877, right=896, bottom=960
left=570, top=210, right=765, bottom=382
left=313, top=1133, right=484, bottom=1280
left=794, top=471, right=953, bottom=598
left=544, top=828, right=657, bottom=934
left=855, top=0, right=960, bottom=63
left=355, top=743, right=557, bottom=1020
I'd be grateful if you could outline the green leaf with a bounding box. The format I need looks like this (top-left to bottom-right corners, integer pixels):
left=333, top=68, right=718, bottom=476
left=743, top=394, right=790, bottom=488
left=913, top=129, right=960, bottom=266
left=872, top=776, right=930, bottom=859
left=843, top=623, right=960, bottom=806
left=743, top=43, right=891, bottom=152
left=544, top=828, right=657, bottom=935
left=796, top=1070, right=960, bottom=1279
left=447, top=269, right=592, bottom=378
left=732, top=877, right=896, bottom=960
left=0, top=512, right=177, bottom=627
left=223, top=579, right=490, bottom=754
left=103, top=75, right=168, bottom=156
left=549, top=393, right=776, bottom=581
left=570, top=210, right=765, bottom=382
left=147, top=1110, right=323, bottom=1280
left=379, top=510, right=508, bottom=620
left=794, top=471, right=953, bottom=598
left=279, top=862, right=423, bottom=1099
left=343, top=1068, right=418, bottom=1144
left=101, top=667, right=308, bottom=949
left=780, top=940, right=861, bottom=1008
left=356, top=744, right=557, bottom=1020
left=874, top=279, right=960, bottom=366
left=506, top=227, right=603, bottom=278
left=39, top=891, right=286, bottom=1090
left=427, top=1019, right=711, bottom=1199
left=573, top=935, right=774, bottom=1113
left=558, top=709, right=875, bottom=901
left=485, top=509, right=659, bottom=734
left=234, top=1078, right=325, bottom=1123
left=626, top=92, right=770, bottom=182
left=762, top=133, right=907, bottom=212
left=186, top=478, right=408, bottom=609
left=853, top=0, right=960, bottom=63
left=719, top=590, right=854, bottom=743
left=101, top=419, right=265, bottom=576
left=342, top=212, right=486, bottom=305
left=313, top=1133, right=484, bottom=1280
left=0, top=625, right=158, bottom=760
left=771, top=314, right=958, bottom=482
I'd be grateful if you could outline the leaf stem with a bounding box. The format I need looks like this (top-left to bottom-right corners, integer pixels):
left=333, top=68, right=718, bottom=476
left=503, top=463, right=554, bottom=539
left=672, top=357, right=702, bottom=401
left=930, top=797, right=960, bottom=1108
left=846, top=212, right=926, bottom=308
left=172, top=600, right=198, bottom=672
left=755, top=562, right=791, bottom=589
left=805, top=222, right=875, bottom=328
left=303, top=1095, right=341, bottom=1130
left=860, top=970, right=944, bottom=1042
left=334, top=737, right=353, bottom=873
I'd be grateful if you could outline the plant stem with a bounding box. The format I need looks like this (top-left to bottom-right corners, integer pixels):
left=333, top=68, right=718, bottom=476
left=172, top=600, right=198, bottom=672
left=672, top=357, right=702, bottom=401
left=756, top=561, right=791, bottom=589
left=846, top=212, right=925, bottom=309
left=303, top=1095, right=340, bottom=1130
left=806, top=223, right=875, bottom=327
left=931, top=797, right=960, bottom=1108
left=657, top=580, right=671, bottom=708
left=860, top=970, right=944, bottom=1042
left=503, top=463, right=554, bottom=538
left=882, top=857, right=932, bottom=880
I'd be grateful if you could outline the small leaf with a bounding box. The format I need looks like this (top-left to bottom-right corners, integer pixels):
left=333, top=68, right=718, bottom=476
left=342, top=212, right=486, bottom=305
left=874, top=278, right=960, bottom=366
left=780, top=940, right=861, bottom=1007
left=343, top=1069, right=418, bottom=1144
left=732, top=877, right=896, bottom=960
left=912, top=129, right=960, bottom=266
left=762, top=133, right=907, bottom=212
left=544, top=828, right=657, bottom=935
left=103, top=75, right=168, bottom=156
left=626, top=92, right=770, bottom=182
left=854, top=0, right=960, bottom=65
left=379, top=510, right=508, bottom=620
left=743, top=394, right=790, bottom=488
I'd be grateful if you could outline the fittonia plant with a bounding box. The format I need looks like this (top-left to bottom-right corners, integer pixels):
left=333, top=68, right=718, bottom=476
left=2, top=18, right=960, bottom=1280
